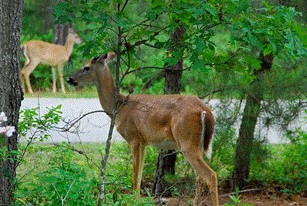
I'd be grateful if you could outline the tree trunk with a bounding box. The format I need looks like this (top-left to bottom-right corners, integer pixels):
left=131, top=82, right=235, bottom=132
left=54, top=23, right=71, bottom=45
left=0, top=0, right=24, bottom=205
left=54, top=0, right=72, bottom=45
left=43, top=0, right=52, bottom=33
left=232, top=52, right=274, bottom=190
left=153, top=25, right=185, bottom=197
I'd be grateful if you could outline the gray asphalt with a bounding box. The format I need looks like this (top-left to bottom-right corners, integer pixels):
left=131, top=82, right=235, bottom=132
left=20, top=97, right=305, bottom=144
left=20, top=97, right=123, bottom=143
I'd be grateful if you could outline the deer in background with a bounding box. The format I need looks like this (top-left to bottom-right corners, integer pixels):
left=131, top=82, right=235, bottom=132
left=20, top=28, right=82, bottom=94
left=67, top=52, right=219, bottom=206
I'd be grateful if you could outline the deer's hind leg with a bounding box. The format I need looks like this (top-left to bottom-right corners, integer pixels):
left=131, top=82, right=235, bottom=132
left=20, top=60, right=38, bottom=94
left=182, top=149, right=219, bottom=206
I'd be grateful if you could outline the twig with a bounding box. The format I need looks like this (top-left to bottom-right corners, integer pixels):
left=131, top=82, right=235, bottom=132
left=121, top=27, right=167, bottom=54
left=219, top=188, right=261, bottom=197
left=120, top=0, right=129, bottom=13
left=56, top=110, right=109, bottom=132
left=52, top=179, right=75, bottom=206
left=57, top=143, right=100, bottom=169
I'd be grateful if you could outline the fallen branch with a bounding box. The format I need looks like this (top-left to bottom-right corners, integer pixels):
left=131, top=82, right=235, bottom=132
left=219, top=188, right=262, bottom=198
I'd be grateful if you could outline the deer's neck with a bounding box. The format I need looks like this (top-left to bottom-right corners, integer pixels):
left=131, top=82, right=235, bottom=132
left=95, top=65, right=125, bottom=115
left=64, top=37, right=75, bottom=57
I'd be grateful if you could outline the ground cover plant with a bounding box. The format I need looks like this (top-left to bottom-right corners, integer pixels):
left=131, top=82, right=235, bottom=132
left=15, top=128, right=306, bottom=205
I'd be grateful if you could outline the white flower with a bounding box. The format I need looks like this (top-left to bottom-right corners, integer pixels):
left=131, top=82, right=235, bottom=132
left=0, top=127, right=5, bottom=134
left=0, top=112, right=8, bottom=123
left=5, top=126, right=15, bottom=137
left=0, top=112, right=15, bottom=137
left=0, top=126, right=15, bottom=137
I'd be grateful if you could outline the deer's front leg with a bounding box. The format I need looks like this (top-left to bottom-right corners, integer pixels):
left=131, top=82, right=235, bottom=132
left=58, top=65, right=66, bottom=93
left=52, top=67, right=57, bottom=93
left=129, top=141, right=146, bottom=196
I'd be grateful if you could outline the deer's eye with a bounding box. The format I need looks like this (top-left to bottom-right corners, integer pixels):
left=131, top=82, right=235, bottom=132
left=83, top=67, right=90, bottom=72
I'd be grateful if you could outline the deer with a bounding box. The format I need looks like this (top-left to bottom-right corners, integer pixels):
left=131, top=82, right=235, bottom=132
left=67, top=52, right=219, bottom=206
left=20, top=28, right=82, bottom=94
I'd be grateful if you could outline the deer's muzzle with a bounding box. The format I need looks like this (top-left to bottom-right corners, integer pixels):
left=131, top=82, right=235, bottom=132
left=67, top=78, right=77, bottom=86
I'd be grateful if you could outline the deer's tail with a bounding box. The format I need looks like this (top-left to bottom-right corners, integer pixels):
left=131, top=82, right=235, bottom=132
left=21, top=44, right=30, bottom=66
left=201, top=110, right=215, bottom=160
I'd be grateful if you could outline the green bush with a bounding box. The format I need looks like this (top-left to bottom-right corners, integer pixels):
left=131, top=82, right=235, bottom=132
left=249, top=129, right=307, bottom=196
left=16, top=143, right=97, bottom=206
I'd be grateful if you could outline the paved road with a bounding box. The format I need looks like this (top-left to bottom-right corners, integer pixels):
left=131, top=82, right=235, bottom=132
left=20, top=98, right=123, bottom=143
left=20, top=97, right=305, bottom=144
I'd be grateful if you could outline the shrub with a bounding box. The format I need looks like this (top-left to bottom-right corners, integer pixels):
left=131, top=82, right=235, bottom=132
left=249, top=128, right=307, bottom=196
left=16, top=143, right=97, bottom=206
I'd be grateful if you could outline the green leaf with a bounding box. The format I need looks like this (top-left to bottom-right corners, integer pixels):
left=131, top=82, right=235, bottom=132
left=195, top=38, right=205, bottom=54
left=263, top=44, right=273, bottom=56
left=205, top=4, right=218, bottom=17
left=248, top=32, right=264, bottom=50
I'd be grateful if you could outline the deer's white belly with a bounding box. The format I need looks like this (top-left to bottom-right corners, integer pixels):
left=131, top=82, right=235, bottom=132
left=149, top=140, right=178, bottom=150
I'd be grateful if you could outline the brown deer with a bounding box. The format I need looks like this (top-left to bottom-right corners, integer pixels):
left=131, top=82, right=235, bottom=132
left=67, top=52, right=219, bottom=206
left=20, top=28, right=82, bottom=94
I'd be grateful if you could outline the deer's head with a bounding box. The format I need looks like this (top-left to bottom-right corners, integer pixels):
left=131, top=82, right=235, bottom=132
left=67, top=52, right=116, bottom=86
left=67, top=28, right=83, bottom=44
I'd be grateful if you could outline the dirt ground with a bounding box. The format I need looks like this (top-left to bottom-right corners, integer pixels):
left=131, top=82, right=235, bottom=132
left=162, top=191, right=307, bottom=206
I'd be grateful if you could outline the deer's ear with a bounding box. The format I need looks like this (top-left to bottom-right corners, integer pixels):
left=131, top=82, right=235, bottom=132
left=68, top=28, right=75, bottom=34
left=106, top=52, right=116, bottom=61
left=92, top=52, right=115, bottom=64
left=92, top=54, right=107, bottom=63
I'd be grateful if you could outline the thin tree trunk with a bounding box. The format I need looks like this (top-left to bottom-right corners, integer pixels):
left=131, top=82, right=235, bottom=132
left=0, top=0, right=24, bottom=205
left=232, top=52, right=274, bottom=190
left=153, top=24, right=185, bottom=197
left=98, top=3, right=122, bottom=205
left=54, top=0, right=72, bottom=45
left=54, top=23, right=70, bottom=45
left=43, top=0, right=52, bottom=33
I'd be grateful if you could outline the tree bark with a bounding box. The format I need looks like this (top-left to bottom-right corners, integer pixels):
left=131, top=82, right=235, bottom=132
left=54, top=0, right=72, bottom=45
left=43, top=0, right=52, bottom=33
left=0, top=0, right=24, bottom=205
left=54, top=23, right=71, bottom=45
left=232, top=52, right=274, bottom=190
left=153, top=25, right=185, bottom=197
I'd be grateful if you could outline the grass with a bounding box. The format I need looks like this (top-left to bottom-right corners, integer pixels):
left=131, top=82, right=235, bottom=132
left=15, top=141, right=199, bottom=205
left=23, top=87, right=98, bottom=98
left=15, top=138, right=306, bottom=206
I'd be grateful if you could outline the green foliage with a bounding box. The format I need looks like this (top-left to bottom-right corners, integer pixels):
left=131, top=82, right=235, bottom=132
left=224, top=188, right=253, bottom=206
left=24, top=0, right=307, bottom=96
left=15, top=142, right=155, bottom=205
left=249, top=128, right=307, bottom=196
left=18, top=105, right=62, bottom=142
left=230, top=3, right=307, bottom=63
left=16, top=143, right=97, bottom=206
left=15, top=135, right=306, bottom=205
left=16, top=105, right=154, bottom=205
left=22, top=1, right=55, bottom=35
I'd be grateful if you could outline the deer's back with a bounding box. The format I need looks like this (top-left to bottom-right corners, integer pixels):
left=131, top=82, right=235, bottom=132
left=24, top=40, right=68, bottom=66
left=115, top=94, right=213, bottom=149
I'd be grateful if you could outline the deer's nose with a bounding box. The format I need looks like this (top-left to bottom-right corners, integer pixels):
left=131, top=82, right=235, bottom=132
left=67, top=78, right=77, bottom=86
